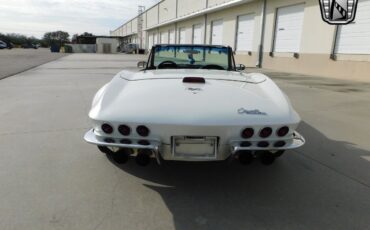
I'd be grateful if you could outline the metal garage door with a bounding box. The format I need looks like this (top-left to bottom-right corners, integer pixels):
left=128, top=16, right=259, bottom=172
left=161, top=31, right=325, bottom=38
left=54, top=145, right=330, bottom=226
left=236, top=14, right=255, bottom=51
left=153, top=33, right=158, bottom=45
left=169, top=29, right=175, bottom=44
left=160, top=32, right=168, bottom=44
left=211, top=20, right=223, bottom=45
left=274, top=4, right=305, bottom=53
left=179, top=28, right=186, bottom=44
left=148, top=34, right=153, bottom=49
left=193, top=24, right=203, bottom=44
left=336, top=0, right=370, bottom=54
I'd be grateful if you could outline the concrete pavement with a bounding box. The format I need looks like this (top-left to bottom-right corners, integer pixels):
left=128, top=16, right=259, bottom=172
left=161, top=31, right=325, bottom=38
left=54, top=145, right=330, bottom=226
left=0, top=54, right=369, bottom=230
left=0, top=48, right=68, bottom=80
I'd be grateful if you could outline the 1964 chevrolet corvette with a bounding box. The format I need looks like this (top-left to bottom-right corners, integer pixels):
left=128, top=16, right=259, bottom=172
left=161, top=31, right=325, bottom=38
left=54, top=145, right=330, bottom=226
left=84, top=44, right=305, bottom=166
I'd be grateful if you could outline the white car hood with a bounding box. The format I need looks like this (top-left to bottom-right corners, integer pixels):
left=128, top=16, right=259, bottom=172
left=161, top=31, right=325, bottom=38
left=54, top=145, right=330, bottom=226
left=89, top=69, right=299, bottom=126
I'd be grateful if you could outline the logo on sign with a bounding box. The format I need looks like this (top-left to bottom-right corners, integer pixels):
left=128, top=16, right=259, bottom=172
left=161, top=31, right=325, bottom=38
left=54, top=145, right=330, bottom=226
left=319, top=0, right=359, bottom=25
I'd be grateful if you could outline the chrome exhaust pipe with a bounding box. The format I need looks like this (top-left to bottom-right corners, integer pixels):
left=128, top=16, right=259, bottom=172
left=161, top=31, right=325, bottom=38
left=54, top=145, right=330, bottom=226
left=111, top=148, right=133, bottom=164
left=136, top=149, right=152, bottom=166
left=259, top=151, right=275, bottom=165
left=237, top=150, right=254, bottom=165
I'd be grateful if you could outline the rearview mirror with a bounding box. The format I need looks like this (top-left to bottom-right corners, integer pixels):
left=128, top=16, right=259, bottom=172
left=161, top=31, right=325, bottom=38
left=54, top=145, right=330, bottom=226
left=137, top=61, right=147, bottom=69
left=236, top=64, right=246, bottom=71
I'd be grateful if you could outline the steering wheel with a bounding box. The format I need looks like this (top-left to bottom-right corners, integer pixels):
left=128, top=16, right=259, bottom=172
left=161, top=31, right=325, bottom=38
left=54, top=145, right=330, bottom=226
left=201, top=64, right=225, bottom=70
left=158, top=61, right=178, bottom=69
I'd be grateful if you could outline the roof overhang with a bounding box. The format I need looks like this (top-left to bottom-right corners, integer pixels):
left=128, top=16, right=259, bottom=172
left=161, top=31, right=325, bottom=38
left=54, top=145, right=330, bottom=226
left=145, top=0, right=256, bottom=31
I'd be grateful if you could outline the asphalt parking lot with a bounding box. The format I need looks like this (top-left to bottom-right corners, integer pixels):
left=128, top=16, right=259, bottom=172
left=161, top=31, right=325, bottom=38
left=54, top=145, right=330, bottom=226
left=0, top=53, right=369, bottom=230
left=0, top=48, right=68, bottom=80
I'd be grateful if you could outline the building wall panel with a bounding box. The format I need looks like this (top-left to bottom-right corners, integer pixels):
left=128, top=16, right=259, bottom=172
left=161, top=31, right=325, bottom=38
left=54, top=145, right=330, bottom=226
left=147, top=5, right=159, bottom=28
left=132, top=18, right=138, bottom=33
left=178, top=0, right=206, bottom=17
left=159, top=0, right=177, bottom=23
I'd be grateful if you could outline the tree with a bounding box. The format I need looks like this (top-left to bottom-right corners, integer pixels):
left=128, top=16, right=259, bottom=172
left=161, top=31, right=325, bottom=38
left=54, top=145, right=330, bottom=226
left=42, top=31, right=70, bottom=47
left=81, top=32, right=94, bottom=37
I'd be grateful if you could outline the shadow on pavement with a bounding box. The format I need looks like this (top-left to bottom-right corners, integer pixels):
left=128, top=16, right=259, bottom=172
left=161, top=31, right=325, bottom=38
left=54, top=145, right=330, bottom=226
left=106, top=121, right=370, bottom=229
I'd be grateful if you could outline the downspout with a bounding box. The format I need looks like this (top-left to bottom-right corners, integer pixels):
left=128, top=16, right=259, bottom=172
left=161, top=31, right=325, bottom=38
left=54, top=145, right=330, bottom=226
left=257, top=0, right=267, bottom=68
left=204, top=14, right=208, bottom=45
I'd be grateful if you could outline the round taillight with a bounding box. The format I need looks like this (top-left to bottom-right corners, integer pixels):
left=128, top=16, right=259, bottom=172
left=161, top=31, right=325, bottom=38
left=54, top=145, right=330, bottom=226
left=104, top=138, right=115, bottom=143
left=241, top=128, right=254, bottom=139
left=277, top=126, right=289, bottom=137
left=258, top=141, right=269, bottom=148
left=259, top=127, right=272, bottom=138
left=274, top=141, right=286, bottom=147
left=120, top=139, right=132, bottom=144
left=240, top=141, right=252, bottom=147
left=138, top=140, right=150, bottom=146
left=101, top=123, right=113, bottom=134
left=136, top=125, right=150, bottom=137
left=118, top=125, right=131, bottom=136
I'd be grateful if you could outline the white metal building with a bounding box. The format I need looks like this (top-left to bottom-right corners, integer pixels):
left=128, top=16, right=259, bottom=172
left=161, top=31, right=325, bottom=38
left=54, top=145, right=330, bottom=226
left=111, top=0, right=370, bottom=82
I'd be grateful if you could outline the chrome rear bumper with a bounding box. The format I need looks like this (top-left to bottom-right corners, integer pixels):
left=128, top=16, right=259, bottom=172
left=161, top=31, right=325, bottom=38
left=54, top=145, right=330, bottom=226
left=84, top=129, right=305, bottom=163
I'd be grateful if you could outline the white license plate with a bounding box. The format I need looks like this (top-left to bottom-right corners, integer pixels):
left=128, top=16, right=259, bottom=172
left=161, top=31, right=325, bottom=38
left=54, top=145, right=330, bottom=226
left=172, top=136, right=217, bottom=158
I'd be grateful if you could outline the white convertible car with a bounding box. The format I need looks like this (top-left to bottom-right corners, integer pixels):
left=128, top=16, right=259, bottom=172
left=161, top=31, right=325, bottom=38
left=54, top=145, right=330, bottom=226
left=84, top=44, right=305, bottom=166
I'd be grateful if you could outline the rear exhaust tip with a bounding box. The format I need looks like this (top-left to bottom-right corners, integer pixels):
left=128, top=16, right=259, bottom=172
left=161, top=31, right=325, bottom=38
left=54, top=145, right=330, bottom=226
left=237, top=150, right=254, bottom=165
left=259, top=151, right=275, bottom=165
left=112, top=148, right=133, bottom=164
left=136, top=149, right=152, bottom=166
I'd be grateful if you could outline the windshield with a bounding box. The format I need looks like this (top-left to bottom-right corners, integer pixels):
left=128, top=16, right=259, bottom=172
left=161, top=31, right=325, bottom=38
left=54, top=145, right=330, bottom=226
left=150, top=45, right=232, bottom=70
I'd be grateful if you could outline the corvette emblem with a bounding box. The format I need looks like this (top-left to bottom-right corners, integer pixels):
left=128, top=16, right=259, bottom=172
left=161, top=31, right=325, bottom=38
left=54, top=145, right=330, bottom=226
left=186, top=87, right=202, bottom=94
left=238, top=108, right=267, bottom=116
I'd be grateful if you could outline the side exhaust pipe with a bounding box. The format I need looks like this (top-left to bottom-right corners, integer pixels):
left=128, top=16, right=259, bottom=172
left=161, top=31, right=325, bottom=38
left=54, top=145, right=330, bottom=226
left=259, top=151, right=275, bottom=165
left=237, top=150, right=254, bottom=165
left=112, top=149, right=132, bottom=164
left=98, top=146, right=133, bottom=164
left=136, top=149, right=152, bottom=166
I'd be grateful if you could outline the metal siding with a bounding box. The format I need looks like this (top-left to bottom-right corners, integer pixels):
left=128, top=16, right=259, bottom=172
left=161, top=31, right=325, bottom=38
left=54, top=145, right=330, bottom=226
left=153, top=32, right=158, bottom=45
left=179, top=28, right=186, bottom=44
left=169, top=29, right=176, bottom=44
left=161, top=31, right=169, bottom=44
left=193, top=24, right=204, bottom=44
left=211, top=19, right=223, bottom=45
left=336, top=0, right=370, bottom=54
left=236, top=14, right=255, bottom=51
left=274, top=4, right=305, bottom=53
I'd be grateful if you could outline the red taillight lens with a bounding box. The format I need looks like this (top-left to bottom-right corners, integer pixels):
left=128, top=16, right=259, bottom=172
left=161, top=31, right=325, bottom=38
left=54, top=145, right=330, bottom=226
left=183, top=77, right=205, bottom=84
left=118, top=125, right=131, bottom=136
left=277, top=126, right=289, bottom=137
left=259, top=127, right=272, bottom=138
left=136, top=125, right=150, bottom=137
left=241, top=128, right=254, bottom=139
left=101, top=123, right=113, bottom=134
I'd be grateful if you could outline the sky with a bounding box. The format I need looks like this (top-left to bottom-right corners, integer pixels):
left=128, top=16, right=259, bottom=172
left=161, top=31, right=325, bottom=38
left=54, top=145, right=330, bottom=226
left=0, top=0, right=160, bottom=38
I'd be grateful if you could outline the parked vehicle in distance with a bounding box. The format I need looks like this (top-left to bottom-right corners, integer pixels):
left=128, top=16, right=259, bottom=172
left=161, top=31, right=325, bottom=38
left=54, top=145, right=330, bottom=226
left=0, top=40, right=7, bottom=49
left=84, top=44, right=305, bottom=166
left=121, top=43, right=139, bottom=54
left=21, top=43, right=39, bottom=49
left=0, top=40, right=12, bottom=49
